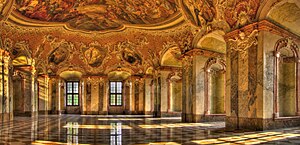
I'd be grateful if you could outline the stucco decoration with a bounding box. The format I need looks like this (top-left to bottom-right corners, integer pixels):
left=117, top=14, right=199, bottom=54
left=0, top=0, right=13, bottom=21
left=2, top=38, right=32, bottom=65
left=14, top=0, right=179, bottom=31
left=227, top=29, right=258, bottom=59
left=224, top=0, right=260, bottom=28
left=109, top=37, right=147, bottom=66
left=180, top=0, right=216, bottom=28
left=80, top=42, right=108, bottom=67
left=48, top=39, right=74, bottom=65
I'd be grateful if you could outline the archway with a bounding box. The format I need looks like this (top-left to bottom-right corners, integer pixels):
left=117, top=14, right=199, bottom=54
left=204, top=58, right=226, bottom=115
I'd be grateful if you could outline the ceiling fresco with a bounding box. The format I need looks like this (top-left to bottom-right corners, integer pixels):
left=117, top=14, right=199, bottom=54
left=14, top=0, right=179, bottom=31
left=0, top=0, right=299, bottom=77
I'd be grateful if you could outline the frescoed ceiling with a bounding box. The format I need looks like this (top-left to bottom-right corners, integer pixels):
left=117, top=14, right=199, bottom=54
left=13, top=0, right=180, bottom=31
left=0, top=0, right=299, bottom=77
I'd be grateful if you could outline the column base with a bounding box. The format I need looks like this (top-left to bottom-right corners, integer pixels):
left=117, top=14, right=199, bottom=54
left=38, top=110, right=49, bottom=115
left=226, top=116, right=300, bottom=130
left=0, top=113, right=11, bottom=122
left=182, top=113, right=203, bottom=122
left=161, top=111, right=181, bottom=117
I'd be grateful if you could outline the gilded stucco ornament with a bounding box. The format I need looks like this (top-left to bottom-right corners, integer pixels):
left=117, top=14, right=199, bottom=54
left=48, top=39, right=74, bottom=65
left=80, top=42, right=108, bottom=67
left=13, top=41, right=32, bottom=59
left=3, top=38, right=32, bottom=61
left=111, top=37, right=147, bottom=66
left=228, top=29, right=258, bottom=59
left=3, top=38, right=12, bottom=51
left=224, top=0, right=260, bottom=28
left=0, top=0, right=6, bottom=14
left=172, top=31, right=194, bottom=53
left=0, top=0, right=12, bottom=21
left=180, top=0, right=216, bottom=28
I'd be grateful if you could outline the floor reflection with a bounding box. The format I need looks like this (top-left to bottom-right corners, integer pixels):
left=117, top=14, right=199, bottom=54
left=66, top=122, right=78, bottom=144
left=191, top=132, right=300, bottom=145
left=0, top=115, right=298, bottom=144
left=110, top=123, right=122, bottom=145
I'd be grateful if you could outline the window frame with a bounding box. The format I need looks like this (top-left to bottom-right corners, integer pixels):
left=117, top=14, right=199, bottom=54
left=109, top=81, right=123, bottom=106
left=66, top=81, right=80, bottom=106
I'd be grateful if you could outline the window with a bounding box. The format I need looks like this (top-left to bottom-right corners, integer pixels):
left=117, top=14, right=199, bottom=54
left=110, top=82, right=122, bottom=106
left=66, top=81, right=79, bottom=106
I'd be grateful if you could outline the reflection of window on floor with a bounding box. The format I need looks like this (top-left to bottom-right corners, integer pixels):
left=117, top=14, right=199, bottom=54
left=66, top=122, right=78, bottom=144
left=110, top=123, right=122, bottom=145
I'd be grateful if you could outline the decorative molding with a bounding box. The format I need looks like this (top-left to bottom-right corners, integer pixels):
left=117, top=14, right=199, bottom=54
left=183, top=48, right=225, bottom=58
left=227, top=29, right=258, bottom=59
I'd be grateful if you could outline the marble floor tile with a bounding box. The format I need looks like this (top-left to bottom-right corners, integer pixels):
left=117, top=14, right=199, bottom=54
left=0, top=115, right=298, bottom=144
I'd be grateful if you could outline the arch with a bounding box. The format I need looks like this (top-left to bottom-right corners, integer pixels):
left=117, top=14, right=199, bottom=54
left=160, top=46, right=182, bottom=67
left=258, top=0, right=300, bottom=36
left=193, top=30, right=226, bottom=54
left=166, top=72, right=182, bottom=113
left=274, top=37, right=300, bottom=117
left=56, top=66, right=86, bottom=78
left=204, top=57, right=226, bottom=115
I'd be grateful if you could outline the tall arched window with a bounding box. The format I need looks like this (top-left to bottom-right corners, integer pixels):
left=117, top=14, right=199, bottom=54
left=204, top=58, right=226, bottom=115
left=274, top=38, right=299, bottom=117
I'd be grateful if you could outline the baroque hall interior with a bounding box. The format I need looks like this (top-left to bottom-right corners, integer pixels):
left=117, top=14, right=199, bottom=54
left=0, top=0, right=300, bottom=144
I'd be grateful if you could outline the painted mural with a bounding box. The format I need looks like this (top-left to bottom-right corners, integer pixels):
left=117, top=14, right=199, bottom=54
left=180, top=0, right=216, bottom=27
left=15, top=0, right=178, bottom=31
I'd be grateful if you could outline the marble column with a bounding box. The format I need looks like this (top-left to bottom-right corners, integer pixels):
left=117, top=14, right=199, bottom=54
left=153, top=72, right=161, bottom=117
left=0, top=50, right=12, bottom=121
left=159, top=70, right=169, bottom=116
left=98, top=78, right=106, bottom=115
left=124, top=80, right=131, bottom=114
left=31, top=67, right=38, bottom=117
left=138, top=78, right=145, bottom=114
left=49, top=77, right=58, bottom=114
left=37, top=75, right=49, bottom=115
left=144, top=77, right=153, bottom=115
left=182, top=56, right=193, bottom=122
left=182, top=55, right=207, bottom=122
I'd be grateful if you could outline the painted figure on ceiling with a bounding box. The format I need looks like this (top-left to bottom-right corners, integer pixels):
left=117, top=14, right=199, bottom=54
left=0, top=0, right=7, bottom=14
left=181, top=0, right=216, bottom=28
left=15, top=0, right=178, bottom=31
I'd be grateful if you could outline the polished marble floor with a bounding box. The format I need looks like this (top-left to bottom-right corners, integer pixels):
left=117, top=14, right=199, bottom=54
left=0, top=115, right=299, bottom=144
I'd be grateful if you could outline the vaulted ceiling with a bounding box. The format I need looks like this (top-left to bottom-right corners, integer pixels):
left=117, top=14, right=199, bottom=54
left=0, top=0, right=299, bottom=77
